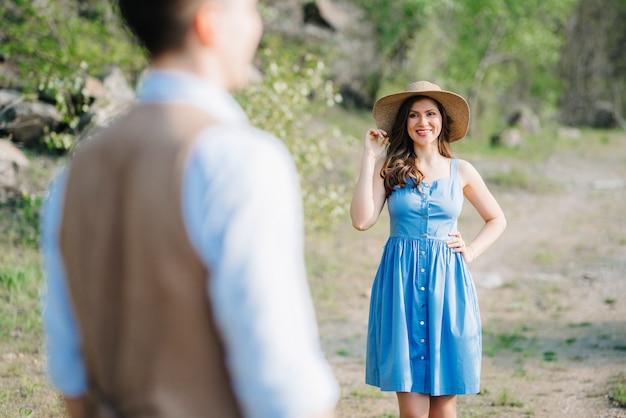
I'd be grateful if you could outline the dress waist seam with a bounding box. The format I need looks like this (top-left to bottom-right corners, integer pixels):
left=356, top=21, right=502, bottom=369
left=388, top=235, right=449, bottom=242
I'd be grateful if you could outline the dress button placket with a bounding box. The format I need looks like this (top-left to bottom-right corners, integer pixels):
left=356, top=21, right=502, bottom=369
left=417, top=184, right=429, bottom=362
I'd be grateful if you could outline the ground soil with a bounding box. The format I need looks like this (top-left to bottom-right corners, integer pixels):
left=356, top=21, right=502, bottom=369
left=311, top=131, right=626, bottom=417
left=1, top=131, right=625, bottom=418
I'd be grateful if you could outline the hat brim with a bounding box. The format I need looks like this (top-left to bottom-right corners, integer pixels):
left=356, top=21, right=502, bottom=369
left=372, top=90, right=470, bottom=142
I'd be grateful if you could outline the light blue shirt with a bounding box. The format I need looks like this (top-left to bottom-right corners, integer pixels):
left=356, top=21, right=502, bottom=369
left=41, top=70, right=339, bottom=418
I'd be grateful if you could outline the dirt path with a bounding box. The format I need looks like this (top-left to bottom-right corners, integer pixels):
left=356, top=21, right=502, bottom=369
left=312, top=132, right=626, bottom=417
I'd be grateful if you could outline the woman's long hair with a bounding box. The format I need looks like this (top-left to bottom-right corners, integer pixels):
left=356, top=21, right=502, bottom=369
left=380, top=96, right=454, bottom=197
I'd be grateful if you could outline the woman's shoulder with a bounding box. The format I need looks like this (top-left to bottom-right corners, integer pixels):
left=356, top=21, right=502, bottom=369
left=454, top=158, right=478, bottom=173
left=454, top=158, right=484, bottom=186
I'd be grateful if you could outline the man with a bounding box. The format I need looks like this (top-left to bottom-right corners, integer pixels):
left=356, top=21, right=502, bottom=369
left=40, top=0, right=339, bottom=416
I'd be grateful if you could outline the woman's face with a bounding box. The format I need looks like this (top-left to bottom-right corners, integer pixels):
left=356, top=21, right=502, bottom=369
left=406, top=98, right=442, bottom=149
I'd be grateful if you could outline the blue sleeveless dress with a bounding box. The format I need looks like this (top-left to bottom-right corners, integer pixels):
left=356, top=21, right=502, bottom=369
left=365, top=159, right=482, bottom=396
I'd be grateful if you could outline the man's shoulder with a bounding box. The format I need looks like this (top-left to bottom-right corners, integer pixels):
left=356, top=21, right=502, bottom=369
left=193, top=124, right=293, bottom=169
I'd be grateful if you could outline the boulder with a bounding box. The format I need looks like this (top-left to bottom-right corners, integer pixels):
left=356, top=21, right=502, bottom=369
left=314, top=0, right=379, bottom=107
left=263, top=0, right=304, bottom=34
left=264, top=0, right=379, bottom=107
left=590, top=100, right=618, bottom=128
left=491, top=128, right=524, bottom=148
left=0, top=139, right=29, bottom=190
left=0, top=90, right=22, bottom=113
left=507, top=106, right=541, bottom=135
left=0, top=91, right=62, bottom=147
left=82, top=75, right=106, bottom=100
left=86, top=66, right=136, bottom=128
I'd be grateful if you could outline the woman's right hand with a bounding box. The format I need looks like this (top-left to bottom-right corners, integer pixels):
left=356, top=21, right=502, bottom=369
left=364, top=128, right=388, bottom=158
left=352, top=128, right=388, bottom=230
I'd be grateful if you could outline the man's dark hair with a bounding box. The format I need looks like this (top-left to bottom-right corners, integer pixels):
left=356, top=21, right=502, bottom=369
left=116, top=0, right=202, bottom=56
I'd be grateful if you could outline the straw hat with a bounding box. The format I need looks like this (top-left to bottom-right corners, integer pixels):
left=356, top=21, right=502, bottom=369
left=372, top=81, right=470, bottom=142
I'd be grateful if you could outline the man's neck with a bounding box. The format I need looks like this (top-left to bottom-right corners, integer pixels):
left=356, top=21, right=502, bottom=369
left=151, top=50, right=229, bottom=91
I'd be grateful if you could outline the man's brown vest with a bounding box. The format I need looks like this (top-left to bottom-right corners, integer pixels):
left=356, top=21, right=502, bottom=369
left=59, top=103, right=242, bottom=417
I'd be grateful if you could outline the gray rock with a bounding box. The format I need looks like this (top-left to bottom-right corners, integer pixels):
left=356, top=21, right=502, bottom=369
left=499, top=128, right=524, bottom=148
left=317, top=0, right=379, bottom=107
left=508, top=106, right=541, bottom=135
left=0, top=96, right=62, bottom=146
left=82, top=75, right=106, bottom=100
left=86, top=66, right=136, bottom=128
left=0, top=90, right=22, bottom=111
left=0, top=139, right=29, bottom=189
left=264, top=0, right=379, bottom=107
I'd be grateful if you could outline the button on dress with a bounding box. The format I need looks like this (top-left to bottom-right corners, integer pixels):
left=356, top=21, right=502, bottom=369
left=365, top=159, right=481, bottom=395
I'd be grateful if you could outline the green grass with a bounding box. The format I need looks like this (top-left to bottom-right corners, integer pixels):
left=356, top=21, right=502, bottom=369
left=0, top=249, right=62, bottom=417
left=0, top=155, right=65, bottom=417
left=485, top=167, right=531, bottom=189
left=0, top=191, right=44, bottom=346
left=349, top=384, right=383, bottom=399
left=335, top=348, right=350, bottom=357
left=532, top=250, right=563, bottom=265
left=493, top=388, right=524, bottom=407
left=542, top=351, right=558, bottom=362
left=512, top=366, right=528, bottom=378
left=483, top=327, right=532, bottom=357
left=0, top=259, right=43, bottom=345
left=568, top=322, right=592, bottom=328
left=609, top=374, right=626, bottom=408
left=0, top=193, right=43, bottom=250
left=2, top=123, right=625, bottom=417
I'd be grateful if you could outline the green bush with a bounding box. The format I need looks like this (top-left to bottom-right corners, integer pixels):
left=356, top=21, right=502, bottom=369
left=1, top=1, right=145, bottom=151
left=237, top=36, right=347, bottom=231
left=2, top=3, right=348, bottom=230
left=0, top=1, right=145, bottom=90
left=39, top=70, right=91, bottom=151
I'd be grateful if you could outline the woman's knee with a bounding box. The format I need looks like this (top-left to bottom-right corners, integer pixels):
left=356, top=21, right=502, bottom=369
left=396, top=392, right=430, bottom=418
left=429, top=395, right=457, bottom=418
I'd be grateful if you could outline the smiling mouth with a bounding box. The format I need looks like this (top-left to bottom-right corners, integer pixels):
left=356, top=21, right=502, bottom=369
left=416, top=129, right=432, bottom=135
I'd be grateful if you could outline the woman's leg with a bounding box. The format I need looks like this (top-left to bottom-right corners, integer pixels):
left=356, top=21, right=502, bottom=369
left=429, top=395, right=457, bottom=418
left=396, top=392, right=430, bottom=418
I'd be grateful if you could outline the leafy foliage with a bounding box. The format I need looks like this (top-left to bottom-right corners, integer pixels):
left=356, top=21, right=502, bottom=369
left=2, top=2, right=349, bottom=231
left=236, top=36, right=347, bottom=230
left=0, top=1, right=145, bottom=89
left=354, top=0, right=579, bottom=135
left=39, top=70, right=92, bottom=150
left=1, top=1, right=145, bottom=151
left=351, top=0, right=450, bottom=61
left=446, top=0, right=578, bottom=107
left=2, top=0, right=617, bottom=230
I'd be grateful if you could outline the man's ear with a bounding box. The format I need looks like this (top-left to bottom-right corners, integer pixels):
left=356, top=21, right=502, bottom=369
left=192, top=3, right=221, bottom=46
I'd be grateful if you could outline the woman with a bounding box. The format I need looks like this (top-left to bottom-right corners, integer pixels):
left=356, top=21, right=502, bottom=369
left=350, top=81, right=506, bottom=418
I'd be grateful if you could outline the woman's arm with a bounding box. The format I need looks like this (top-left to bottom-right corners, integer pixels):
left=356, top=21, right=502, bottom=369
left=350, top=129, right=388, bottom=231
left=457, top=159, right=507, bottom=262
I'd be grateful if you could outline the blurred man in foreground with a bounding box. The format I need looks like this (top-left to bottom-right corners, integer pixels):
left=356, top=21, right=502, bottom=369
left=40, top=0, right=338, bottom=416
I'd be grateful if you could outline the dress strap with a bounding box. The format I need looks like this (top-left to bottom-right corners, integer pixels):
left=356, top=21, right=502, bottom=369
left=450, top=158, right=461, bottom=193
left=450, top=158, right=458, bottom=178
